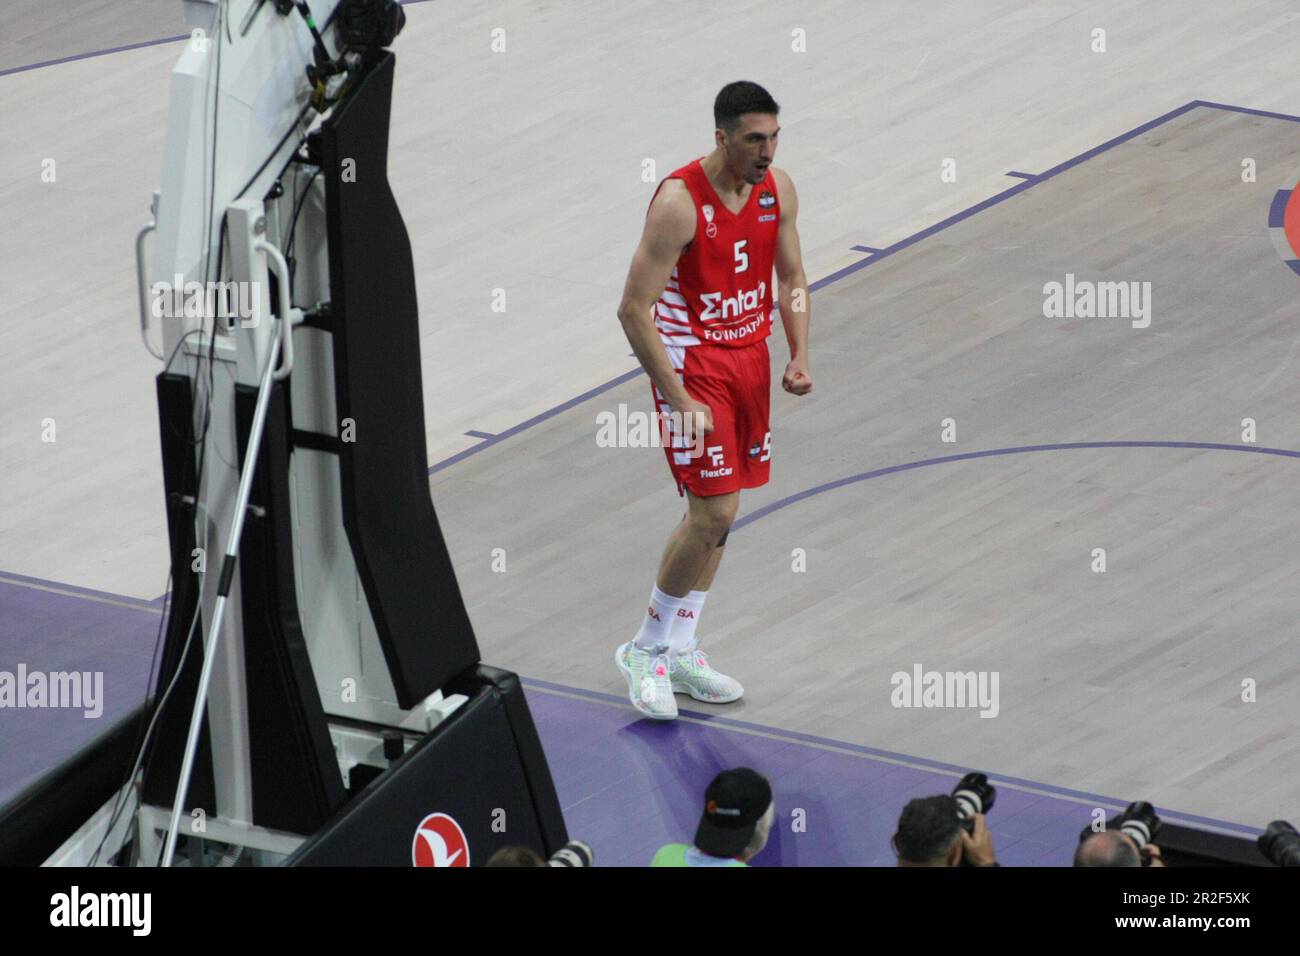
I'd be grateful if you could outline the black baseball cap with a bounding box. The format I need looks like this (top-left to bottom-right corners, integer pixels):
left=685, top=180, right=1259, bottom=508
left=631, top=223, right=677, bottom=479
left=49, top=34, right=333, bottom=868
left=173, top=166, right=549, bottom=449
left=693, top=768, right=773, bottom=858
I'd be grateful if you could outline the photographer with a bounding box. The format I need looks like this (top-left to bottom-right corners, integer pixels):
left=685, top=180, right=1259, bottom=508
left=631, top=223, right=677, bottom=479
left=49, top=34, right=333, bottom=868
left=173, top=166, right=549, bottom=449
left=651, top=768, right=775, bottom=867
left=1074, top=830, right=1164, bottom=867
left=1075, top=802, right=1165, bottom=867
left=893, top=795, right=998, bottom=867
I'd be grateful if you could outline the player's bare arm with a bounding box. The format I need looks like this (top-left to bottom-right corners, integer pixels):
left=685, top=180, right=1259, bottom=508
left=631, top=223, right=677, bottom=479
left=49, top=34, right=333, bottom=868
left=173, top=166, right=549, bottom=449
left=616, top=179, right=715, bottom=436
left=772, top=166, right=812, bottom=396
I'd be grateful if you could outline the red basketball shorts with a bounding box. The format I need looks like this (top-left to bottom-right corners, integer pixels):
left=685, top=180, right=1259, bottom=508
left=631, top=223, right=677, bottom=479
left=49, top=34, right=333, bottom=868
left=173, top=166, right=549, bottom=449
left=650, top=338, right=772, bottom=497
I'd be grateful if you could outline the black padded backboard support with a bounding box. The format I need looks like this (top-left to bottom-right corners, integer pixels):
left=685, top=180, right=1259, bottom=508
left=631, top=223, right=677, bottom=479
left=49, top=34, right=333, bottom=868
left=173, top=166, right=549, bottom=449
left=234, top=381, right=348, bottom=833
left=321, top=50, right=480, bottom=708
left=287, top=665, right=569, bottom=866
left=141, top=372, right=216, bottom=816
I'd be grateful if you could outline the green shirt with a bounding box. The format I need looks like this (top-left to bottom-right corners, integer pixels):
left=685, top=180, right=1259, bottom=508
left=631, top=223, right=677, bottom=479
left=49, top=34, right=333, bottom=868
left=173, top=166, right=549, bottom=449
left=651, top=844, right=748, bottom=867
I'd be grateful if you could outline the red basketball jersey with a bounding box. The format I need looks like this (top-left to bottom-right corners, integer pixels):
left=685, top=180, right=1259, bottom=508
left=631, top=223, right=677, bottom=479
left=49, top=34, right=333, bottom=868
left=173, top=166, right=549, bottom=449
left=646, top=158, right=780, bottom=348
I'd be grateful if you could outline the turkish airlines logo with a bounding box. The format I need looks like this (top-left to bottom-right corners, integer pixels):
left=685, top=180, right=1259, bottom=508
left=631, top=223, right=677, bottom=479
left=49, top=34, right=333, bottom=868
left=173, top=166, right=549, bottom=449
left=412, top=812, right=470, bottom=867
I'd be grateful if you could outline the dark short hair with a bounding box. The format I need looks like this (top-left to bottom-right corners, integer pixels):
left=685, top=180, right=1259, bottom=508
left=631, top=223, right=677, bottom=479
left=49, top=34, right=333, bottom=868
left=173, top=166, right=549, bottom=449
left=895, top=795, right=962, bottom=863
left=714, top=81, right=779, bottom=134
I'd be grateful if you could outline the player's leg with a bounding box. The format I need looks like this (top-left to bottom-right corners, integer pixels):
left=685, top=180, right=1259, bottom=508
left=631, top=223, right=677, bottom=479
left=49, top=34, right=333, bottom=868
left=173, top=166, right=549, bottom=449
left=617, top=463, right=737, bottom=720
left=667, top=340, right=771, bottom=702
left=649, top=487, right=737, bottom=599
left=664, top=520, right=726, bottom=657
left=616, top=490, right=736, bottom=712
left=664, top=515, right=744, bottom=703
left=617, top=347, right=739, bottom=718
left=638, top=490, right=744, bottom=707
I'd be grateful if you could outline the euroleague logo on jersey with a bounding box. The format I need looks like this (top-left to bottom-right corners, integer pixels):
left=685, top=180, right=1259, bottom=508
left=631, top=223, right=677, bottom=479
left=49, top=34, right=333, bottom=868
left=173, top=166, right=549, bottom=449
left=758, top=190, right=776, bottom=209
left=702, top=203, right=718, bottom=238
left=412, top=812, right=470, bottom=867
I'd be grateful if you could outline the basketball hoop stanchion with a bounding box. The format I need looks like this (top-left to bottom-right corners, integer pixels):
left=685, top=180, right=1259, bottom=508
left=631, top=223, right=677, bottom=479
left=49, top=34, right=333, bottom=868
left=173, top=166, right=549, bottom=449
left=161, top=327, right=282, bottom=868
left=0, top=0, right=569, bottom=871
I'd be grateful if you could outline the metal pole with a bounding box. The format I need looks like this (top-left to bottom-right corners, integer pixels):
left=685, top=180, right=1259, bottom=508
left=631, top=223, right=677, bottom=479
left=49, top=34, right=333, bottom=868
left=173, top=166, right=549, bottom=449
left=160, top=328, right=283, bottom=867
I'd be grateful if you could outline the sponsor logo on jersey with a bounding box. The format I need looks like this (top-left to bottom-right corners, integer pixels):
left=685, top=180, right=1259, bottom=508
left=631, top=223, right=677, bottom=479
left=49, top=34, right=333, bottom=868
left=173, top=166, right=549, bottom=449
left=700, top=281, right=767, bottom=324
left=758, top=213, right=776, bottom=222
left=703, top=312, right=768, bottom=342
left=758, top=190, right=775, bottom=209
left=705, top=222, right=718, bottom=238
left=700, top=466, right=734, bottom=479
left=702, top=204, right=715, bottom=223
left=748, top=442, right=761, bottom=458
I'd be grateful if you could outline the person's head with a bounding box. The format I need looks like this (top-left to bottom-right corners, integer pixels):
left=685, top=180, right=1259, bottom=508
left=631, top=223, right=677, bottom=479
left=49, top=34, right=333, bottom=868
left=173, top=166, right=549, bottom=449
left=694, top=767, right=775, bottom=862
left=712, top=81, right=780, bottom=184
left=893, top=795, right=963, bottom=866
left=1074, top=830, right=1142, bottom=867
left=485, top=845, right=546, bottom=867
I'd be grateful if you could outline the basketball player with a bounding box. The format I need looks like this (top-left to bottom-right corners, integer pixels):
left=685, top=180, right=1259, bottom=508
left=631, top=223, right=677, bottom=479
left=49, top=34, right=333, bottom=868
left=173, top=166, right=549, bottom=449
left=614, top=81, right=812, bottom=719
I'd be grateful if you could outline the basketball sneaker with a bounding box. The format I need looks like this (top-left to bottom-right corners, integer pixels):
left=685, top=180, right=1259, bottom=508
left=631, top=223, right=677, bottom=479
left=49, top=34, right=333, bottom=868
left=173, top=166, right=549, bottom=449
left=669, top=648, right=744, bottom=703
left=615, top=641, right=678, bottom=720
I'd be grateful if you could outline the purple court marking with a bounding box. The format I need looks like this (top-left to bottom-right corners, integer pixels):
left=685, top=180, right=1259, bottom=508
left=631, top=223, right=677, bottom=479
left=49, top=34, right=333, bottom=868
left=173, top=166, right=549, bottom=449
left=464, top=430, right=496, bottom=440
left=1005, top=170, right=1038, bottom=180
left=0, top=581, right=160, bottom=807
left=0, top=35, right=188, bottom=78
left=524, top=685, right=1108, bottom=866
left=428, top=368, right=643, bottom=475
left=0, top=571, right=162, bottom=612
left=731, top=440, right=1300, bottom=532
left=1194, top=100, right=1300, bottom=124
left=423, top=99, right=1297, bottom=477
left=522, top=678, right=1261, bottom=838
left=0, top=576, right=1263, bottom=861
left=1269, top=188, right=1291, bottom=228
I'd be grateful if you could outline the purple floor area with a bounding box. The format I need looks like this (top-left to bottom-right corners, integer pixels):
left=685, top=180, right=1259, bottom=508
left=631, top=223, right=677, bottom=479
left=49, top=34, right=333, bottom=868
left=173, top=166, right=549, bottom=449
left=526, top=682, right=1122, bottom=866
left=0, top=579, right=159, bottom=805
left=0, top=576, right=1257, bottom=865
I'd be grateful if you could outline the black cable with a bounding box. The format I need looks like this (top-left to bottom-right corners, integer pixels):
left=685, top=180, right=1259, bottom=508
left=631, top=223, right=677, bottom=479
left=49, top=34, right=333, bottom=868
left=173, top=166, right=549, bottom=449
left=234, top=101, right=314, bottom=205
left=231, top=0, right=351, bottom=205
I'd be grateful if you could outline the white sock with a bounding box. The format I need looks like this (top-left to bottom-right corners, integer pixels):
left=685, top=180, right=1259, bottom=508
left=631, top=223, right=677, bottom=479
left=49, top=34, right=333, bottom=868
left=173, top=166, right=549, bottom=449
left=667, top=590, right=708, bottom=655
left=633, top=586, right=686, bottom=651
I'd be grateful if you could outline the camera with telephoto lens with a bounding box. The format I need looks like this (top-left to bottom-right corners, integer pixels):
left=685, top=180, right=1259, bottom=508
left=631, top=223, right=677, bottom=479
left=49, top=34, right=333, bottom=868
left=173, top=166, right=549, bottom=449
left=952, top=772, right=997, bottom=834
left=1258, top=820, right=1300, bottom=867
left=1079, top=801, right=1162, bottom=865
left=547, top=840, right=594, bottom=867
